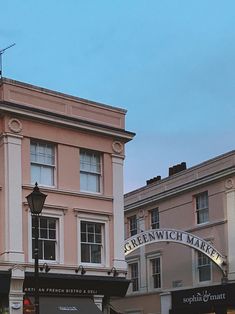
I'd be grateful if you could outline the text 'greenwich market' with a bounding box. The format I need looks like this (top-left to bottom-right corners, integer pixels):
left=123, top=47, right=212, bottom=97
left=124, top=228, right=225, bottom=269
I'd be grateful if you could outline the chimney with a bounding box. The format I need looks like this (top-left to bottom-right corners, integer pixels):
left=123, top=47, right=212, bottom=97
left=168, top=162, right=187, bottom=176
left=146, top=175, right=161, bottom=185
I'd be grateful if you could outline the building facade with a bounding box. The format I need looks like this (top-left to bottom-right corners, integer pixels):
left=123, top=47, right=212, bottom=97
left=0, top=78, right=134, bottom=314
left=112, top=154, right=235, bottom=314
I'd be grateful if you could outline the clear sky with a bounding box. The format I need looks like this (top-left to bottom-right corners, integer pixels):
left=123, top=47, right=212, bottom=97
left=1, top=1, right=235, bottom=192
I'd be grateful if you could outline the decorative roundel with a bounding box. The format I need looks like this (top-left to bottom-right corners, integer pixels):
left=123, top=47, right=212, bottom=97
left=112, top=141, right=123, bottom=154
left=225, top=178, right=234, bottom=189
left=8, top=118, right=23, bottom=133
left=138, top=209, right=145, bottom=218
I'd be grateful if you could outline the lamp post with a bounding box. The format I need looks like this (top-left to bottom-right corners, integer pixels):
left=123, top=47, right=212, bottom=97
left=26, top=183, right=47, bottom=314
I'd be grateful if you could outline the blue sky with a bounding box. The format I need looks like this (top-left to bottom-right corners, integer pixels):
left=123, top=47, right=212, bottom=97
left=1, top=1, right=235, bottom=192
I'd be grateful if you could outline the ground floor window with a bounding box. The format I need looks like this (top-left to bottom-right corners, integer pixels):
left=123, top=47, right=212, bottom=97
left=81, top=221, right=103, bottom=264
left=32, top=216, right=57, bottom=261
left=129, top=262, right=139, bottom=292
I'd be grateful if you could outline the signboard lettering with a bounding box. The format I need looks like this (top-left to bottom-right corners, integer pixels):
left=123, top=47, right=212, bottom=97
left=124, top=228, right=226, bottom=274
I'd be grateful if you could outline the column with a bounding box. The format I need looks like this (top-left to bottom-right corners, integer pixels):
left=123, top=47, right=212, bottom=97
left=138, top=213, right=147, bottom=292
left=226, top=186, right=235, bottom=280
left=93, top=295, right=103, bottom=311
left=112, top=154, right=126, bottom=270
left=160, top=292, right=172, bottom=314
left=9, top=266, right=25, bottom=314
left=1, top=134, right=24, bottom=262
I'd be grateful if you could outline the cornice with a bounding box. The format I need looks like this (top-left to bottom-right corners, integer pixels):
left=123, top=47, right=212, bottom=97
left=22, top=184, right=113, bottom=202
left=125, top=167, right=235, bottom=212
left=0, top=101, right=135, bottom=142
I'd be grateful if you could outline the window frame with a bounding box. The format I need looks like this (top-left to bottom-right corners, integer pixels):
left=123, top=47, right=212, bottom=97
left=147, top=253, right=162, bottom=291
left=195, top=191, right=209, bottom=225
left=128, top=261, right=140, bottom=293
left=128, top=215, right=138, bottom=237
left=77, top=212, right=110, bottom=268
left=79, top=149, right=102, bottom=194
left=32, top=216, right=57, bottom=261
left=150, top=208, right=159, bottom=229
left=197, top=251, right=212, bottom=283
left=30, top=140, right=56, bottom=187
left=80, top=221, right=103, bottom=264
left=28, top=207, right=64, bottom=264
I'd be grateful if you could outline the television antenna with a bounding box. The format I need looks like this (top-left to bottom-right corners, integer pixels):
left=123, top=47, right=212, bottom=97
left=0, top=43, right=16, bottom=79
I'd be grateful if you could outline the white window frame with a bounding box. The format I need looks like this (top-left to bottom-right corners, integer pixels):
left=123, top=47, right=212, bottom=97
left=79, top=149, right=102, bottom=194
left=197, top=251, right=212, bottom=283
left=28, top=207, right=64, bottom=264
left=77, top=212, right=110, bottom=268
left=30, top=141, right=56, bottom=187
left=127, top=258, right=140, bottom=294
left=195, top=191, right=209, bottom=225
left=147, top=253, right=162, bottom=291
left=129, top=215, right=138, bottom=237
left=150, top=208, right=159, bottom=229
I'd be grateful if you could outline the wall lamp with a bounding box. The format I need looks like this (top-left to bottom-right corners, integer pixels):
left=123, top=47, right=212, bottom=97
left=40, top=263, right=50, bottom=273
left=75, top=265, right=86, bottom=275
left=108, top=267, right=118, bottom=277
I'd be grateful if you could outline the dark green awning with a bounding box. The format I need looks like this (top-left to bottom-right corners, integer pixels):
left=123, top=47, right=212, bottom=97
left=40, top=297, right=102, bottom=314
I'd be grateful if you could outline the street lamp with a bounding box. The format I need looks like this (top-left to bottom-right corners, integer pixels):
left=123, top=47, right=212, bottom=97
left=26, top=183, right=47, bottom=314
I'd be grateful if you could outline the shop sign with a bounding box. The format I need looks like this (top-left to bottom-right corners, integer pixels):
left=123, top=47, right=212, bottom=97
left=24, top=287, right=98, bottom=296
left=182, top=290, right=226, bottom=305
left=124, top=228, right=226, bottom=274
left=171, top=284, right=232, bottom=309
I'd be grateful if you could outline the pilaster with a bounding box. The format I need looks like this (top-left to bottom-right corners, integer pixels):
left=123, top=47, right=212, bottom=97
left=1, top=133, right=24, bottom=262
left=112, top=154, right=126, bottom=270
left=226, top=187, right=235, bottom=280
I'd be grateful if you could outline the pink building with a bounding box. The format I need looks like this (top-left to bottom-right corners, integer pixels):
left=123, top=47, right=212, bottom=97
left=112, top=154, right=235, bottom=314
left=0, top=78, right=134, bottom=314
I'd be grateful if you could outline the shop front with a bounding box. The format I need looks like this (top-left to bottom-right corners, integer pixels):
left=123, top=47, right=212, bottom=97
left=170, top=283, right=235, bottom=314
left=0, top=271, right=11, bottom=314
left=23, top=272, right=130, bottom=313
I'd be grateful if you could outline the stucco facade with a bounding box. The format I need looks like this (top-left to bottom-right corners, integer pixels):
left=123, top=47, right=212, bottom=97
left=112, top=152, right=235, bottom=314
left=0, top=78, right=134, bottom=314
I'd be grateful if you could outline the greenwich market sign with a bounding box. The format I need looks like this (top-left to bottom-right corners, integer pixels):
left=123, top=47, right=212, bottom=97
left=124, top=228, right=226, bottom=275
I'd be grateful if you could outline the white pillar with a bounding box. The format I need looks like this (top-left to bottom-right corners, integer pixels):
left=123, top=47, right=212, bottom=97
left=9, top=266, right=25, bottom=314
left=138, top=214, right=147, bottom=293
left=93, top=295, right=103, bottom=311
left=1, top=134, right=24, bottom=262
left=160, top=292, right=172, bottom=314
left=226, top=187, right=235, bottom=280
left=112, top=154, right=126, bottom=270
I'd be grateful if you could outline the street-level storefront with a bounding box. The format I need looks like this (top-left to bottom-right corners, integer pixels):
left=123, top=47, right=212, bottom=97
left=0, top=271, right=11, bottom=314
left=170, top=283, right=235, bottom=314
left=23, top=272, right=130, bottom=313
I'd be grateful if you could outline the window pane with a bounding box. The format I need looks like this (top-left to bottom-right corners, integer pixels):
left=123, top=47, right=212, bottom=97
left=88, top=233, right=94, bottom=243
left=40, top=228, right=47, bottom=239
left=49, top=219, right=56, bottom=229
left=41, top=166, right=54, bottom=186
left=40, top=218, right=47, bottom=229
left=44, top=241, right=56, bottom=260
left=31, top=165, right=41, bottom=184
left=81, top=244, right=90, bottom=262
left=49, top=230, right=56, bottom=239
left=81, top=232, right=86, bottom=242
left=81, top=222, right=86, bottom=232
left=91, top=244, right=101, bottom=263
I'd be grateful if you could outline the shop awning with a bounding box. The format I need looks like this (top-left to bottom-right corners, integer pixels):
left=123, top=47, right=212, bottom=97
left=24, top=272, right=130, bottom=298
left=40, top=297, right=102, bottom=314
